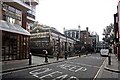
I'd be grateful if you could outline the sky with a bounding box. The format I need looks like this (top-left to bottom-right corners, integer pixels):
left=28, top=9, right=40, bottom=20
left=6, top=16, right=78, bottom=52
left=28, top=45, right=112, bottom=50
left=36, top=0, right=118, bottom=41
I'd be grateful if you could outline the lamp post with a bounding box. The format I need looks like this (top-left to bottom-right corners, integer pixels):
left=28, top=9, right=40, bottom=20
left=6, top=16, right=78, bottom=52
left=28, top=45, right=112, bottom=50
left=65, top=36, right=67, bottom=60
left=56, top=36, right=60, bottom=61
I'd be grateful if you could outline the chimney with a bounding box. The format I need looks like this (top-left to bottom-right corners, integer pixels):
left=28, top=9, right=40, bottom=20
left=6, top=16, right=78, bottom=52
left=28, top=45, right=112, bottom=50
left=86, top=27, right=88, bottom=31
left=78, top=25, right=80, bottom=39
left=63, top=27, right=65, bottom=34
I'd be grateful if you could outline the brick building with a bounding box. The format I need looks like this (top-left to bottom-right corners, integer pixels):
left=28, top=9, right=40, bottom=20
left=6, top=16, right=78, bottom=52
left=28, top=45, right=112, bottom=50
left=114, top=1, right=120, bottom=61
left=80, top=27, right=93, bottom=48
left=0, top=0, right=38, bottom=61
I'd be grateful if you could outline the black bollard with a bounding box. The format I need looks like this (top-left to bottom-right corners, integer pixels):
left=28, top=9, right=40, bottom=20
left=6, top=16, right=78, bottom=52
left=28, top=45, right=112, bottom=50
left=43, top=50, right=48, bottom=62
left=79, top=51, right=81, bottom=57
left=108, top=48, right=112, bottom=65
left=65, top=51, right=67, bottom=60
left=57, top=53, right=59, bottom=61
left=108, top=56, right=111, bottom=65
left=29, top=52, right=32, bottom=65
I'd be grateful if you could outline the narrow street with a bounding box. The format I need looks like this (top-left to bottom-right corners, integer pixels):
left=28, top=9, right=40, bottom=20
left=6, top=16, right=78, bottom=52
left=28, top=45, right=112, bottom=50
left=2, top=53, right=107, bottom=80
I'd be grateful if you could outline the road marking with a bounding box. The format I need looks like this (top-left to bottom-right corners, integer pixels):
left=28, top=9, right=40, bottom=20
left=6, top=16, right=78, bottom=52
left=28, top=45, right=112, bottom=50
left=1, top=61, right=63, bottom=75
left=75, top=67, right=87, bottom=72
left=67, top=61, right=100, bottom=68
left=55, top=74, right=68, bottom=80
left=57, top=63, right=87, bottom=72
left=93, top=58, right=107, bottom=80
left=39, top=71, right=62, bottom=79
left=85, top=56, right=103, bottom=60
left=68, top=76, right=79, bottom=80
left=29, top=68, right=52, bottom=75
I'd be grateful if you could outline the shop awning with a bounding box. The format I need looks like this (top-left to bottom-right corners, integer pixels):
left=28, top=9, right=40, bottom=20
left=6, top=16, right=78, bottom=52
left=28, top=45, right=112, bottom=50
left=0, top=20, right=30, bottom=36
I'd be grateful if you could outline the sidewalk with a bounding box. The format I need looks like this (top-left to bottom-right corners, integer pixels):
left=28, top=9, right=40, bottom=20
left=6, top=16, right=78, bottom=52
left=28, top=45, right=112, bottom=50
left=104, top=53, right=120, bottom=73
left=2, top=55, right=79, bottom=73
left=102, top=53, right=120, bottom=79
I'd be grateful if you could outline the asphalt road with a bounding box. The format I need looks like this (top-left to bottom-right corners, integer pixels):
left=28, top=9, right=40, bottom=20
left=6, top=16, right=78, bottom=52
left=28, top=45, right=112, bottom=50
left=2, top=53, right=106, bottom=80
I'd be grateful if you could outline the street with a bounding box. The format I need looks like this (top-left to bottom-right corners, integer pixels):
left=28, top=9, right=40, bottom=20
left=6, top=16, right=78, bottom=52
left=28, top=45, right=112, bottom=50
left=2, top=54, right=106, bottom=80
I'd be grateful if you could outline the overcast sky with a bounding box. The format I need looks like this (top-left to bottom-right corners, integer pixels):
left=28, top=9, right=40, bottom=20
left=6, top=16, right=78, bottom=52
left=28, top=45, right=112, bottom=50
left=36, top=0, right=118, bottom=41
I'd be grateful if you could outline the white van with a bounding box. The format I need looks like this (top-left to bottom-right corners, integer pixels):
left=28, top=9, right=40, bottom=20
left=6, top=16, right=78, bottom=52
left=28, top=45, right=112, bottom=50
left=100, top=49, right=109, bottom=57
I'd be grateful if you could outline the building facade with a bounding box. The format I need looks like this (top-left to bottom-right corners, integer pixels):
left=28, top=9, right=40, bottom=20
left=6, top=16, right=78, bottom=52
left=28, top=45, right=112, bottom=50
left=80, top=27, right=92, bottom=46
left=1, top=0, right=38, bottom=61
left=90, top=33, right=99, bottom=52
left=79, top=27, right=94, bottom=53
left=64, top=26, right=80, bottom=41
left=30, top=24, right=76, bottom=57
left=64, top=26, right=81, bottom=52
left=114, top=1, right=120, bottom=61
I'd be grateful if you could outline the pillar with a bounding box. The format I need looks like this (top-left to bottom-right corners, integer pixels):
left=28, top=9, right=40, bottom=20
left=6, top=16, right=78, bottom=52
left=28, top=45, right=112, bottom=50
left=22, top=11, right=27, bottom=29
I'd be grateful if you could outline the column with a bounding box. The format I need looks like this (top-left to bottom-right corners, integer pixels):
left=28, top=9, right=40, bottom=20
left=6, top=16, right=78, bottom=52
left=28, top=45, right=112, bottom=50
left=74, top=31, right=76, bottom=39
left=22, top=11, right=27, bottom=29
left=70, top=31, right=72, bottom=37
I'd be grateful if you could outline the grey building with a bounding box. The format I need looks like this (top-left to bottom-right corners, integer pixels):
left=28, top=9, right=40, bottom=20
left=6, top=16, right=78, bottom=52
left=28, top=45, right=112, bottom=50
left=30, top=24, right=76, bottom=57
left=90, top=33, right=99, bottom=52
left=64, top=26, right=80, bottom=41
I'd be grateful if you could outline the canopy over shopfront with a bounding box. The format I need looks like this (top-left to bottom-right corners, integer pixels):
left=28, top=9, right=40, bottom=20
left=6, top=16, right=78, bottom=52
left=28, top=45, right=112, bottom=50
left=0, top=20, right=30, bottom=36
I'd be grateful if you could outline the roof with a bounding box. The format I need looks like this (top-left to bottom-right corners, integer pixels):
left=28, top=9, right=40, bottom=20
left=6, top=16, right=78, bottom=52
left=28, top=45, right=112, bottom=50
left=0, top=20, right=30, bottom=36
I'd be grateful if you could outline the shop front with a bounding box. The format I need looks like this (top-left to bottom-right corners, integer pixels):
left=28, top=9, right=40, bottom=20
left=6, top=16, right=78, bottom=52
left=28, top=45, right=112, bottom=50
left=1, top=20, right=30, bottom=61
left=2, top=31, right=30, bottom=61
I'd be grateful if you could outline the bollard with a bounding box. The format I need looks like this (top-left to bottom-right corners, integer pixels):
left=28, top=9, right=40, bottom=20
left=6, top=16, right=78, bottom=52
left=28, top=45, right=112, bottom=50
left=43, top=50, right=48, bottom=62
left=79, top=51, right=81, bottom=57
left=57, top=53, right=59, bottom=61
left=65, top=51, right=67, bottom=60
left=29, top=52, right=32, bottom=65
left=108, top=56, right=111, bottom=65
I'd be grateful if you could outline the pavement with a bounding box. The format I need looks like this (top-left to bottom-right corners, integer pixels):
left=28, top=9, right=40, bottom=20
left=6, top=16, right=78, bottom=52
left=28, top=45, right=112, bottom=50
left=1, top=55, right=79, bottom=73
left=104, top=53, right=120, bottom=73
left=98, top=53, right=120, bottom=79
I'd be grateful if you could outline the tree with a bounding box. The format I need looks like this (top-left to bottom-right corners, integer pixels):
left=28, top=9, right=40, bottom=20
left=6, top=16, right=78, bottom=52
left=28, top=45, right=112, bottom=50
left=102, top=23, right=114, bottom=44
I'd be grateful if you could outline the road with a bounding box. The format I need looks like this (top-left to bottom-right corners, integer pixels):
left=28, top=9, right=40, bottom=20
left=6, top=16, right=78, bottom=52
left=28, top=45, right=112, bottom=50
left=2, top=53, right=106, bottom=80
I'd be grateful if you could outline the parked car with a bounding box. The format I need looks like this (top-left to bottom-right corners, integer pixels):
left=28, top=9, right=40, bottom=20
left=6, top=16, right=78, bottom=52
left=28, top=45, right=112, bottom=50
left=100, top=49, right=109, bottom=57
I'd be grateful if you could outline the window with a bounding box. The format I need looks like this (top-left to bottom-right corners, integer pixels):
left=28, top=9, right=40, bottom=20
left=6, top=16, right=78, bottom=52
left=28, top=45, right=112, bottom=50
left=8, top=6, right=15, bottom=12
left=76, top=32, right=79, bottom=39
left=72, top=32, right=75, bottom=38
left=68, top=32, right=70, bottom=37
left=2, top=3, right=22, bottom=25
